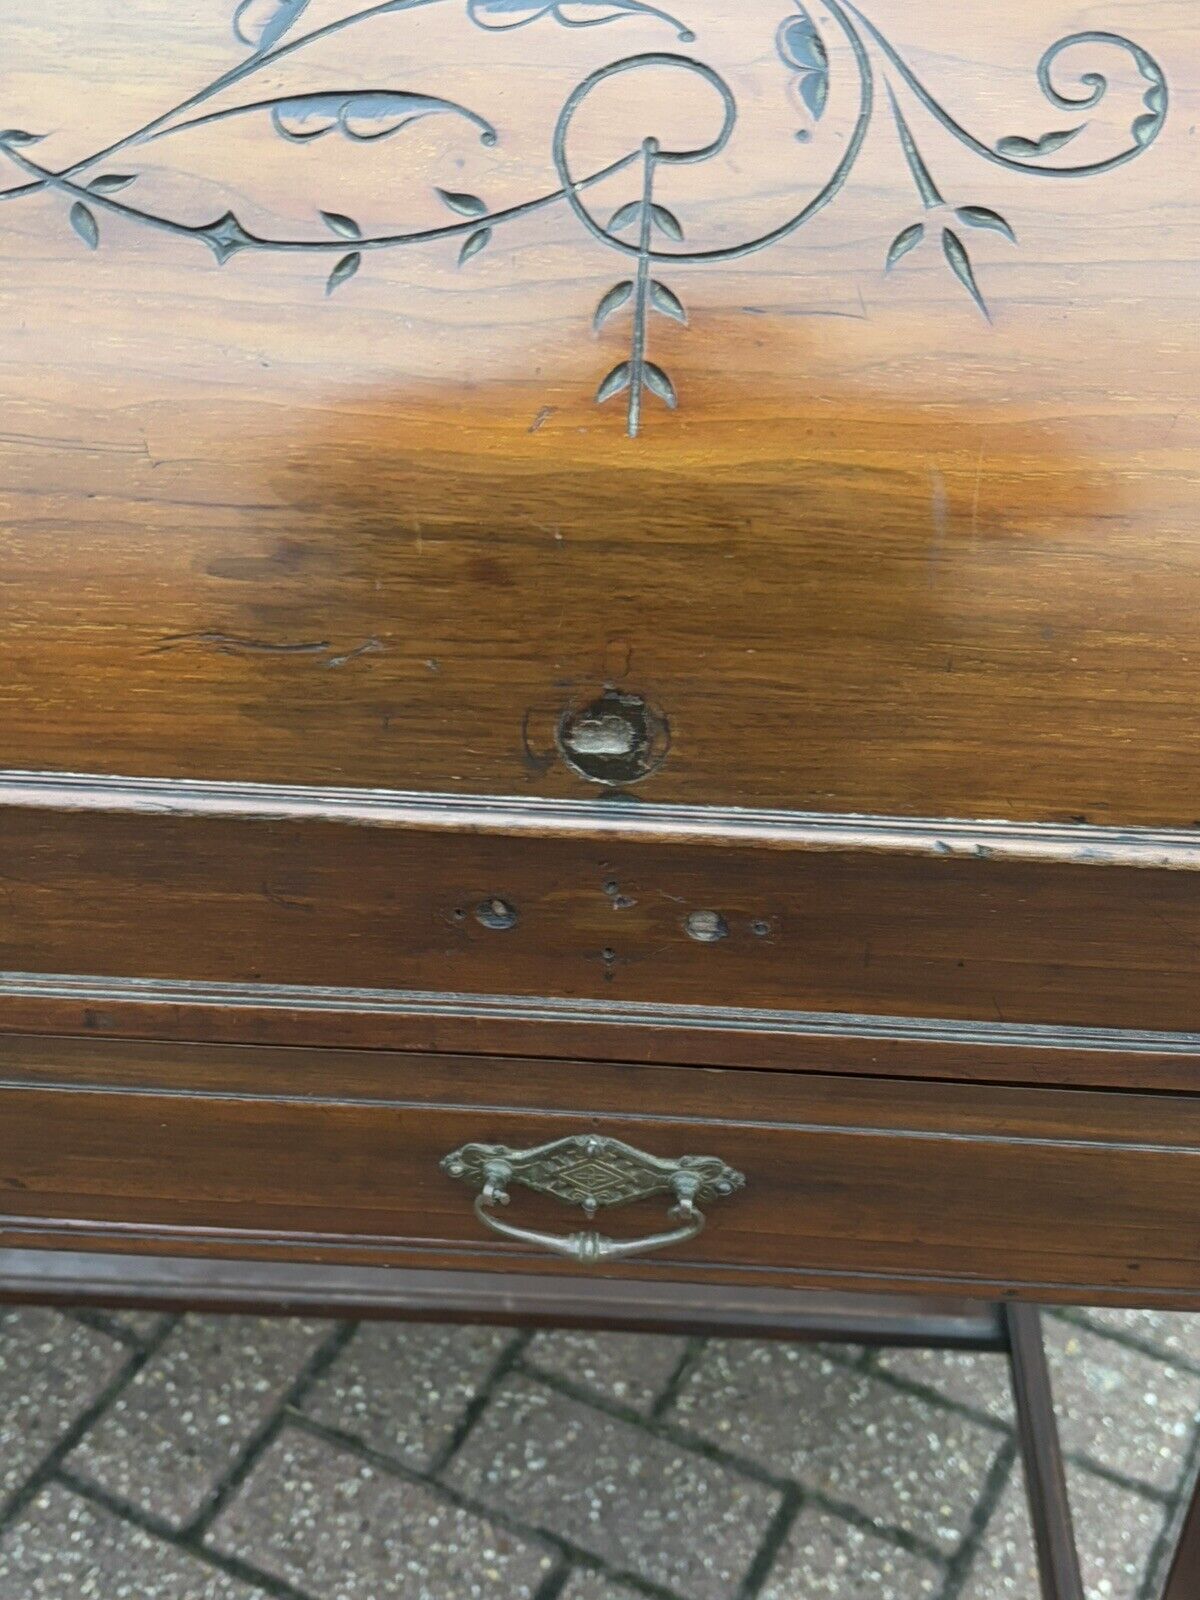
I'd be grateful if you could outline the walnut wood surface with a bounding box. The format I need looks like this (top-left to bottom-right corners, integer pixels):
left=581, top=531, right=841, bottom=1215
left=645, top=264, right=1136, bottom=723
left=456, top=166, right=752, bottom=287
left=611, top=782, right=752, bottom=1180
left=1, top=0, right=1199, bottom=1375
left=3, top=1035, right=1200, bottom=1306
left=0, top=0, right=1196, bottom=824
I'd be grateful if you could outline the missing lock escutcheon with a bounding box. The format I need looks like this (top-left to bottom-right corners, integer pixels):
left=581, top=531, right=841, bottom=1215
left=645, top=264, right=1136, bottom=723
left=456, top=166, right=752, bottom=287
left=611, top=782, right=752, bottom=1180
left=556, top=688, right=669, bottom=786
left=475, top=898, right=519, bottom=930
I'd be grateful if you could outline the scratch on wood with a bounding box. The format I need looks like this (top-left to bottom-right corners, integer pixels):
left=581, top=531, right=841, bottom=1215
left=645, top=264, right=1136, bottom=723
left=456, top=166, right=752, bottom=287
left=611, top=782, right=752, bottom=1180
left=151, top=632, right=385, bottom=667
left=928, top=465, right=947, bottom=583
left=739, top=304, right=869, bottom=321
left=604, top=638, right=634, bottom=680
left=520, top=706, right=557, bottom=776
left=152, top=632, right=331, bottom=656
left=325, top=637, right=384, bottom=669
left=0, top=430, right=146, bottom=457
left=970, top=446, right=984, bottom=537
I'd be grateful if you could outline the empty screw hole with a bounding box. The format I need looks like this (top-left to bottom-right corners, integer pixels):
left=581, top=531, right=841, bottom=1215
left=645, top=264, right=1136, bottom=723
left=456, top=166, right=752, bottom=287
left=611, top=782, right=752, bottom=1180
left=750, top=919, right=771, bottom=937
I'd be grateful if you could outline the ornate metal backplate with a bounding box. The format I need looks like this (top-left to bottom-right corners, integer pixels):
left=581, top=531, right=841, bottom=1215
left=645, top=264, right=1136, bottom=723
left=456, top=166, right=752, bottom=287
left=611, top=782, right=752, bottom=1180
left=442, top=1133, right=745, bottom=1217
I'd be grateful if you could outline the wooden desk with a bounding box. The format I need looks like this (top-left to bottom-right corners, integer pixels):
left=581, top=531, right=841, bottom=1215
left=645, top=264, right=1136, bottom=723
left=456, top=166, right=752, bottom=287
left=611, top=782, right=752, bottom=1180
left=0, top=0, right=1197, bottom=1589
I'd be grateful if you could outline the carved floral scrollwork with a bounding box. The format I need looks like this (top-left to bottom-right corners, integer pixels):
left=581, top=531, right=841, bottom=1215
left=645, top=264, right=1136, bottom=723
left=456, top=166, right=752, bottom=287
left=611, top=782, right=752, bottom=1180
left=0, top=0, right=1169, bottom=436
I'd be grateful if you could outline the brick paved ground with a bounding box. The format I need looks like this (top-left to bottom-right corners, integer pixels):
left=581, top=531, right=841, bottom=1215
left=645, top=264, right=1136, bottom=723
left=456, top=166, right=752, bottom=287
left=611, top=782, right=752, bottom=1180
left=0, top=1303, right=1197, bottom=1598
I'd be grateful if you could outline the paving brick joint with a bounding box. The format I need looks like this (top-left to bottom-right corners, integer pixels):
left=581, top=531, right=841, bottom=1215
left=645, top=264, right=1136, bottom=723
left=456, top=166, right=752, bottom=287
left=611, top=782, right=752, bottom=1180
left=0, top=1303, right=1196, bottom=1598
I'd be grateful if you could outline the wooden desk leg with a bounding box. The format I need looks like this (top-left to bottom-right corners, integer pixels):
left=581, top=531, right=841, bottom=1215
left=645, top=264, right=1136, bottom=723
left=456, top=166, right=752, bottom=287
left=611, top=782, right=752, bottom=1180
left=1004, top=1305, right=1085, bottom=1600
left=1161, top=1469, right=1200, bottom=1600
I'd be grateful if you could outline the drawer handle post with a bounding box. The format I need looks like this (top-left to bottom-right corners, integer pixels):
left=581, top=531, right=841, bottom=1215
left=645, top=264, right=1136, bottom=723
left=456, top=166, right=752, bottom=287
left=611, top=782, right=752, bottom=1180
left=440, top=1134, right=745, bottom=1265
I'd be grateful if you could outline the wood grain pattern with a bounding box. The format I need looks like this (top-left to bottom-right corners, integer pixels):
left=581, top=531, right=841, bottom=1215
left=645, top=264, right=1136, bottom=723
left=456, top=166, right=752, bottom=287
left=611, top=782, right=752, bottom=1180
left=3, top=1034, right=1200, bottom=1306
left=1, top=0, right=1199, bottom=1392
left=0, top=0, right=1196, bottom=824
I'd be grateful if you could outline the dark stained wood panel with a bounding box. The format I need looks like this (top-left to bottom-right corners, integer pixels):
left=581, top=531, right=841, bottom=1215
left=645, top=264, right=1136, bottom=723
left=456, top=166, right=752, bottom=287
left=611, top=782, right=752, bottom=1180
left=0, top=0, right=1196, bottom=824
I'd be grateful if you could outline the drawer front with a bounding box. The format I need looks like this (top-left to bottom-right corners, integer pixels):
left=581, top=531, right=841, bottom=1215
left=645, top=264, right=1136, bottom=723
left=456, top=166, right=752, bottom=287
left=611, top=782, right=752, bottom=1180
left=3, top=796, right=1200, bottom=1045
left=2, top=1036, right=1199, bottom=1305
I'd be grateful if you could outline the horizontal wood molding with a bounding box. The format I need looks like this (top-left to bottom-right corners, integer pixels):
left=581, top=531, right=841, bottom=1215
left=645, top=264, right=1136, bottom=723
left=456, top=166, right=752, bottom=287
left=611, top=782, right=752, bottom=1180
left=4, top=770, right=1200, bottom=869
left=1, top=976, right=1198, bottom=1095
left=4, top=971, right=1200, bottom=1056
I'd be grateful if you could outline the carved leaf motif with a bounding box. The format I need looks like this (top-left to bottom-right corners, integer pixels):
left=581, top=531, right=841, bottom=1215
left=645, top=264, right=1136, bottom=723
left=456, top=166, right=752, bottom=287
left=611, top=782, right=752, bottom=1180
left=438, top=188, right=488, bottom=218
left=596, top=362, right=632, bottom=403
left=941, top=227, right=989, bottom=321
left=468, top=0, right=692, bottom=39
left=88, top=174, right=137, bottom=194
left=69, top=202, right=99, bottom=250
left=0, top=0, right=1162, bottom=438
left=995, top=127, right=1083, bottom=158
left=459, top=226, right=492, bottom=264
left=557, top=0, right=688, bottom=25
left=326, top=251, right=361, bottom=294
left=776, top=10, right=828, bottom=72
left=232, top=0, right=312, bottom=55
left=270, top=93, right=493, bottom=145
left=955, top=206, right=1016, bottom=243
left=607, top=201, right=642, bottom=233
left=777, top=9, right=830, bottom=133
left=321, top=210, right=362, bottom=240
left=643, top=363, right=678, bottom=408
left=650, top=280, right=686, bottom=323
left=799, top=70, right=828, bottom=120
left=650, top=203, right=683, bottom=241
left=594, top=280, right=633, bottom=330
left=885, top=222, right=924, bottom=270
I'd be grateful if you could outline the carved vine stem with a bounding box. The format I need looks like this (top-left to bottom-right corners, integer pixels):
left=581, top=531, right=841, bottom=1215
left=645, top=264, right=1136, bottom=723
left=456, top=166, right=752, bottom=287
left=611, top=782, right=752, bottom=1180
left=0, top=0, right=1169, bottom=432
left=0, top=0, right=455, bottom=208
left=592, top=136, right=689, bottom=436
left=628, top=140, right=657, bottom=438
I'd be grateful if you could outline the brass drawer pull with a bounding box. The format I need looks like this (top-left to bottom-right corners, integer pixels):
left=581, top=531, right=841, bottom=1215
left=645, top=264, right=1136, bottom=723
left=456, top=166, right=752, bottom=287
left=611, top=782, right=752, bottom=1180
left=441, top=1134, right=745, bottom=1265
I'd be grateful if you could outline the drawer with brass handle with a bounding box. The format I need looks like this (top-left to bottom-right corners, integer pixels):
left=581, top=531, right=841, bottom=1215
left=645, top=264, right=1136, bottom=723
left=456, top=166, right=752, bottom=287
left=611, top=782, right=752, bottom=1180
left=2, top=1033, right=1200, bottom=1307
